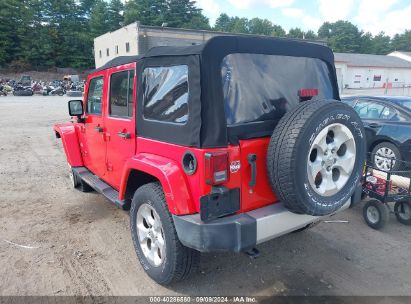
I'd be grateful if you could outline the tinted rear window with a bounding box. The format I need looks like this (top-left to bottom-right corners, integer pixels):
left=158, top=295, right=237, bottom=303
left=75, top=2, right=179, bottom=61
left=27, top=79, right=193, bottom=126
left=221, top=53, right=335, bottom=125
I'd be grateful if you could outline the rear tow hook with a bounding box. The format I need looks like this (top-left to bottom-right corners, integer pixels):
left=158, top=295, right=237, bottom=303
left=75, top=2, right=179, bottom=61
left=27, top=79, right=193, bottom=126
left=244, top=247, right=260, bottom=259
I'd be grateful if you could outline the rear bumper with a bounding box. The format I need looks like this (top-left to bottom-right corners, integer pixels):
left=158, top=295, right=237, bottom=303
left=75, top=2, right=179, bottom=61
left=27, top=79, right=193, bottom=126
left=173, top=200, right=350, bottom=253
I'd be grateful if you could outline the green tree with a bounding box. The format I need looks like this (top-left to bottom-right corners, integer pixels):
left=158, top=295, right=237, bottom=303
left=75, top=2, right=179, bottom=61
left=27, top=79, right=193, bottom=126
left=392, top=30, right=411, bottom=52
left=165, top=0, right=209, bottom=29
left=249, top=18, right=273, bottom=35
left=318, top=21, right=363, bottom=53
left=304, top=30, right=317, bottom=39
left=230, top=17, right=249, bottom=33
left=371, top=32, right=392, bottom=54
left=123, top=0, right=165, bottom=26
left=107, top=0, right=124, bottom=31
left=89, top=0, right=109, bottom=37
left=360, top=31, right=373, bottom=54
left=271, top=25, right=286, bottom=37
left=214, top=13, right=232, bottom=32
left=287, top=27, right=304, bottom=39
left=0, top=0, right=30, bottom=66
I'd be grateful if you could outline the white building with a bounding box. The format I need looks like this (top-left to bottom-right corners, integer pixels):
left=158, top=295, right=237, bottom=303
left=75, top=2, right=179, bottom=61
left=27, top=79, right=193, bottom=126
left=94, top=23, right=225, bottom=68
left=334, top=52, right=411, bottom=90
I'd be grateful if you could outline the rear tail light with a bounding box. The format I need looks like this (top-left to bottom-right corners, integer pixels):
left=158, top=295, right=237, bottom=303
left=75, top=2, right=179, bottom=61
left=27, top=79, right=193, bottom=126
left=204, top=152, right=228, bottom=185
left=298, top=88, right=319, bottom=98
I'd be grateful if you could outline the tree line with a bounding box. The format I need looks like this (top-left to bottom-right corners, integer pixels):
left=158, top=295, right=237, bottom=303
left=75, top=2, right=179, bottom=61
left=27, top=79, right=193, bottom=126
left=1, top=0, right=411, bottom=70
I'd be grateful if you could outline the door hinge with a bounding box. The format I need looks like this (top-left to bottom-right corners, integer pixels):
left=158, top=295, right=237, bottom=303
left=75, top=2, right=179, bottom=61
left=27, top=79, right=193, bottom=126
left=106, top=162, right=113, bottom=171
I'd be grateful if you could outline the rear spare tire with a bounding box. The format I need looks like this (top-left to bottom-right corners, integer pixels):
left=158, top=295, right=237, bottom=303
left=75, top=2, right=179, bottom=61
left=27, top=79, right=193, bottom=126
left=267, top=100, right=365, bottom=216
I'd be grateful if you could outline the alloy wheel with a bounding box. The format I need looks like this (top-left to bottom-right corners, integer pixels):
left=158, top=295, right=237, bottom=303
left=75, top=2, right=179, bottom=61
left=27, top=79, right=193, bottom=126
left=307, top=123, right=356, bottom=196
left=136, top=203, right=166, bottom=267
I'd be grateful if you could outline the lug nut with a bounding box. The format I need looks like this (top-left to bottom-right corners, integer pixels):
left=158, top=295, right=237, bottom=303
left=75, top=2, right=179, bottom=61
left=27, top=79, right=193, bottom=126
left=327, top=166, right=331, bottom=171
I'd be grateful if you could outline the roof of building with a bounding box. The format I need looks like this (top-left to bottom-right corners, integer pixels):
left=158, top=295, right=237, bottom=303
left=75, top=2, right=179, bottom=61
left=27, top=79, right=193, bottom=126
left=391, top=51, right=411, bottom=57
left=334, top=52, right=411, bottom=68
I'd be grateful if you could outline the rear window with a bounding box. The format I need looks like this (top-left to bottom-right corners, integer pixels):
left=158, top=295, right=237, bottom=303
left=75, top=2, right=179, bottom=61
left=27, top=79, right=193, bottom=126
left=221, top=53, right=335, bottom=125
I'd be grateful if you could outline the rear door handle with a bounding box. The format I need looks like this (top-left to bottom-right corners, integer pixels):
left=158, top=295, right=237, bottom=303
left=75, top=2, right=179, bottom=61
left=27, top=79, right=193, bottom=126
left=368, top=123, right=381, bottom=128
left=94, top=126, right=103, bottom=133
left=117, top=131, right=131, bottom=139
left=248, top=154, right=257, bottom=188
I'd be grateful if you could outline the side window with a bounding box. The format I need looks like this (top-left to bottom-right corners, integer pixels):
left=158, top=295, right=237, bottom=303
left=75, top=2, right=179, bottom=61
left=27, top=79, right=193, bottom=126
left=380, top=106, right=397, bottom=120
left=142, top=65, right=189, bottom=124
left=86, top=77, right=104, bottom=115
left=109, top=70, right=134, bottom=118
left=354, top=101, right=384, bottom=119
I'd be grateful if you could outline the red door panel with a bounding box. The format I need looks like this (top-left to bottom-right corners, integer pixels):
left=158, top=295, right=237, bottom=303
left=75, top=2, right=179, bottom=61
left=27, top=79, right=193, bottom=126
left=82, top=73, right=107, bottom=177
left=104, top=65, right=136, bottom=189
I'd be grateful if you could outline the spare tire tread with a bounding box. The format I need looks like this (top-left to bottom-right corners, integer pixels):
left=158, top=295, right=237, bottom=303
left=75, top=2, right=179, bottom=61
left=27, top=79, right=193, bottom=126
left=268, top=100, right=319, bottom=213
left=267, top=100, right=362, bottom=215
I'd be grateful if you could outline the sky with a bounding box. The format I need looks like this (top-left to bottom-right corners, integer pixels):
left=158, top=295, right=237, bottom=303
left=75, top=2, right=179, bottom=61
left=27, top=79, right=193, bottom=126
left=194, top=0, right=411, bottom=36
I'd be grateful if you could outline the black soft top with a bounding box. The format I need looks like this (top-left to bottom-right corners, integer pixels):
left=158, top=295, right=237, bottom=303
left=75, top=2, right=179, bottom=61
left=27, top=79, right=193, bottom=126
left=96, top=36, right=339, bottom=148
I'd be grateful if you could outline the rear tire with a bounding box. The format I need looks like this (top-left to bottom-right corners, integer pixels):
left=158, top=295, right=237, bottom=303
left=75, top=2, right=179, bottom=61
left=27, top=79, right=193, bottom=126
left=267, top=100, right=365, bottom=216
left=130, top=182, right=199, bottom=285
left=363, top=199, right=389, bottom=229
left=394, top=201, right=411, bottom=225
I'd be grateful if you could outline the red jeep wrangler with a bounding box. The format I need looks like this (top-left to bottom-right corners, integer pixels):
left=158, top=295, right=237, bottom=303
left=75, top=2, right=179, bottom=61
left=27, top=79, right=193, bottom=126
left=54, top=36, right=365, bottom=285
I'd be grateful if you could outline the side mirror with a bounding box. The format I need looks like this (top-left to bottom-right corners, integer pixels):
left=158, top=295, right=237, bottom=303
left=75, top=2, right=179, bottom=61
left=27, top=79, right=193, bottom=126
left=68, top=100, right=83, bottom=117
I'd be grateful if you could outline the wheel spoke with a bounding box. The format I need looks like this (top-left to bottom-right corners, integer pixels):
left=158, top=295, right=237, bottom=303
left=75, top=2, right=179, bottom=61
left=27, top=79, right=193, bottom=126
left=308, top=159, right=323, bottom=180
left=333, top=125, right=352, bottom=150
left=318, top=172, right=338, bottom=195
left=136, top=203, right=166, bottom=267
left=335, top=153, right=355, bottom=176
left=137, top=224, right=149, bottom=241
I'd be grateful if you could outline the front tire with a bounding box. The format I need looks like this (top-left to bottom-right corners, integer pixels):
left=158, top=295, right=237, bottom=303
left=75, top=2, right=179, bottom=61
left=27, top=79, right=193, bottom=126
left=130, top=182, right=199, bottom=285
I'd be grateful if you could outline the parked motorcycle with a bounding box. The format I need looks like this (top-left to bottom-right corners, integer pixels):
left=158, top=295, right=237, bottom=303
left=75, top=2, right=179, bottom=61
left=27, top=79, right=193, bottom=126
left=43, top=85, right=66, bottom=96
left=13, top=84, right=33, bottom=96
left=0, top=85, right=7, bottom=96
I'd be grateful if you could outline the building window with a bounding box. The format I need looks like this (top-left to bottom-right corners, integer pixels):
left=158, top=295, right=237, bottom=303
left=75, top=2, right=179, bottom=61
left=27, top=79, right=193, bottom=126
left=373, top=75, right=382, bottom=81
left=106, top=48, right=109, bottom=56
left=126, top=42, right=130, bottom=53
left=143, top=65, right=189, bottom=124
left=115, top=45, right=119, bottom=55
left=99, top=50, right=102, bottom=58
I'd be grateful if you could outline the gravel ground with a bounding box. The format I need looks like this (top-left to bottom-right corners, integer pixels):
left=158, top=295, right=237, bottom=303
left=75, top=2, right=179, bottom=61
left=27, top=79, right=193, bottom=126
left=0, top=95, right=411, bottom=296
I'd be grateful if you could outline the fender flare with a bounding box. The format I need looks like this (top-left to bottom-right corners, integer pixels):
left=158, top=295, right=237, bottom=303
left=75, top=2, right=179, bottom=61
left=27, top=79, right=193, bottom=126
left=119, top=153, right=196, bottom=215
left=53, top=123, right=83, bottom=167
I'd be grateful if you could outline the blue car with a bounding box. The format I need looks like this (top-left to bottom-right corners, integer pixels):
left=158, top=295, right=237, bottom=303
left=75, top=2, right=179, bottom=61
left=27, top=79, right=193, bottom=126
left=341, top=96, right=411, bottom=171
